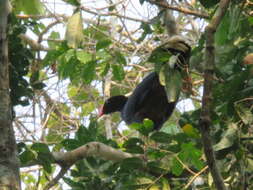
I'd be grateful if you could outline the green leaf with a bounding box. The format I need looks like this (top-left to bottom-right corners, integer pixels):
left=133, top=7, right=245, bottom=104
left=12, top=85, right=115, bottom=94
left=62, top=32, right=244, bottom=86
left=45, top=131, right=63, bottom=144
left=37, top=153, right=54, bottom=173
left=19, top=150, right=36, bottom=164
left=48, top=31, right=60, bottom=48
left=82, top=101, right=95, bottom=116
left=150, top=132, right=172, bottom=143
left=160, top=66, right=182, bottom=102
left=82, top=60, right=96, bottom=83
left=148, top=48, right=172, bottom=64
left=58, top=56, right=77, bottom=79
left=112, top=64, right=125, bottom=81
left=161, top=124, right=182, bottom=135
left=161, top=178, right=171, bottom=190
left=31, top=143, right=50, bottom=153
left=120, top=158, right=144, bottom=171
left=213, top=123, right=238, bottom=151
left=171, top=157, right=183, bottom=176
left=129, top=120, right=153, bottom=136
left=76, top=50, right=92, bottom=63
left=249, top=17, right=253, bottom=25
left=215, top=13, right=230, bottom=45
left=123, top=138, right=144, bottom=154
left=65, top=11, right=84, bottom=48
left=178, top=142, right=204, bottom=170
left=61, top=139, right=80, bottom=150
left=146, top=148, right=167, bottom=159
left=65, top=49, right=75, bottom=62
left=115, top=51, right=127, bottom=65
left=15, top=0, right=44, bottom=14
left=199, top=0, right=219, bottom=8
left=99, top=62, right=110, bottom=76
left=143, top=118, right=154, bottom=132
left=96, top=39, right=112, bottom=51
left=63, top=177, right=85, bottom=188
left=137, top=22, right=153, bottom=42
left=147, top=161, right=169, bottom=174
left=234, top=104, right=253, bottom=125
left=129, top=122, right=143, bottom=131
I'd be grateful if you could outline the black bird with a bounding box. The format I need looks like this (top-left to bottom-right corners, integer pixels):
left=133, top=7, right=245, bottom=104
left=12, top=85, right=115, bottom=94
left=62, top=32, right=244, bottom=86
left=99, top=36, right=191, bottom=130
left=99, top=72, right=176, bottom=130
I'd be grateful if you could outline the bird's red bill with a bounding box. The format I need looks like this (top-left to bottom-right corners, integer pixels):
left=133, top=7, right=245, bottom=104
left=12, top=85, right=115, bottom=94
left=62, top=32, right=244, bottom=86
left=98, top=106, right=104, bottom=117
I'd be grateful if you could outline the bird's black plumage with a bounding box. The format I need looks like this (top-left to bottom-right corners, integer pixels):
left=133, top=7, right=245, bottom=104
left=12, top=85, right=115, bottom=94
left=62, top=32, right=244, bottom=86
left=99, top=36, right=191, bottom=130
left=99, top=72, right=176, bottom=130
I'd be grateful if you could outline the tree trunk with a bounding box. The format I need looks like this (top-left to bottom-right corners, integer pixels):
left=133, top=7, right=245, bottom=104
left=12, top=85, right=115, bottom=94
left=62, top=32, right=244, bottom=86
left=0, top=1, right=21, bottom=189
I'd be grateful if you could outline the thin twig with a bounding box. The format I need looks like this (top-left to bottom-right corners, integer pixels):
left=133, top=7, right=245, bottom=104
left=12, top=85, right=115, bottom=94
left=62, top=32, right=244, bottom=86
left=184, top=165, right=208, bottom=189
left=147, top=0, right=209, bottom=19
left=44, top=166, right=70, bottom=190
left=80, top=6, right=148, bottom=23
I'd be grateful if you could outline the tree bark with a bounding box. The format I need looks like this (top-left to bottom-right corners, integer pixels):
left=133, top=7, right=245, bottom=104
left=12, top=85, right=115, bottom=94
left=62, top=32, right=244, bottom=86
left=0, top=1, right=21, bottom=189
left=199, top=0, right=230, bottom=190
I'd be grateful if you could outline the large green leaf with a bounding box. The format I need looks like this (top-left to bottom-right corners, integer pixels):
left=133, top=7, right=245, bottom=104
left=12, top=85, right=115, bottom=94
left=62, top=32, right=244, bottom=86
left=179, top=143, right=204, bottom=170
left=65, top=11, right=84, bottom=48
left=215, top=13, right=230, bottom=45
left=112, top=64, right=125, bottom=81
left=159, top=65, right=182, bottom=102
left=82, top=60, right=96, bottom=83
left=213, top=123, right=238, bottom=151
left=14, top=0, right=44, bottom=14
left=31, top=143, right=50, bottom=154
left=76, top=50, right=92, bottom=63
left=235, top=104, right=253, bottom=125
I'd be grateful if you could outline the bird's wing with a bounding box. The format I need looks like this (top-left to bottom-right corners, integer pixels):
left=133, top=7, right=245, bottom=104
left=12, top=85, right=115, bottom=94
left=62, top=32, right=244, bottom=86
left=121, top=72, right=158, bottom=123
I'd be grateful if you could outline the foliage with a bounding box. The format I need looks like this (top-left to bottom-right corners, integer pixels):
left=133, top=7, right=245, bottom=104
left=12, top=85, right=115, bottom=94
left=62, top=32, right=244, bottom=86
left=10, top=0, right=253, bottom=190
left=8, top=15, right=34, bottom=107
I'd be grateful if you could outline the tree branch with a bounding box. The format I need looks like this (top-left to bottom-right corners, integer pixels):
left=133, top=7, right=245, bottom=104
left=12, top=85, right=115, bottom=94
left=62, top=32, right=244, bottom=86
left=19, top=34, right=52, bottom=51
left=43, top=166, right=69, bottom=190
left=80, top=6, right=148, bottom=23
left=147, top=0, right=209, bottom=19
left=22, top=141, right=140, bottom=189
left=52, top=141, right=138, bottom=166
left=199, top=0, right=230, bottom=190
left=21, top=142, right=139, bottom=168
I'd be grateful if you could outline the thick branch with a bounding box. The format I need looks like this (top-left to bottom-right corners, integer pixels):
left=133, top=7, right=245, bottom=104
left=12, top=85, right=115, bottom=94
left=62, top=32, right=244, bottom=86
left=21, top=141, right=138, bottom=168
left=41, top=141, right=139, bottom=190
left=52, top=141, right=137, bottom=166
left=199, top=0, right=230, bottom=190
left=22, top=141, right=139, bottom=189
left=0, top=1, right=21, bottom=189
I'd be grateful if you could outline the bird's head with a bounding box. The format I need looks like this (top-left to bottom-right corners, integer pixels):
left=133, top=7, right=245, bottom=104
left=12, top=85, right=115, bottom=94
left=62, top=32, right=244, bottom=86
left=98, top=95, right=128, bottom=117
left=160, top=35, right=191, bottom=58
